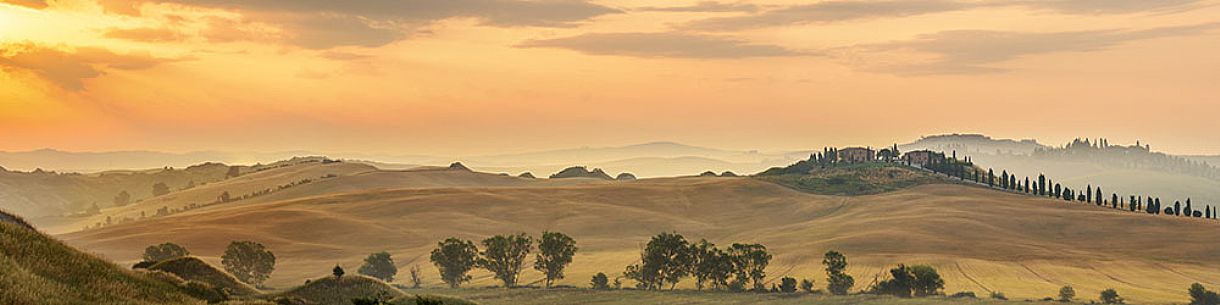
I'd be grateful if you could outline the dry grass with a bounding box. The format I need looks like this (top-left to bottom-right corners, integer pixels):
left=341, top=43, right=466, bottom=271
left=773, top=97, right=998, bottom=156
left=408, top=288, right=1043, bottom=305
left=277, top=274, right=407, bottom=305
left=0, top=221, right=201, bottom=305
left=59, top=172, right=1220, bottom=304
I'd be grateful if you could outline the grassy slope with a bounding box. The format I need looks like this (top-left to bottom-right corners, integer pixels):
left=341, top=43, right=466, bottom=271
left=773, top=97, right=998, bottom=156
left=0, top=222, right=201, bottom=305
left=756, top=162, right=954, bottom=195
left=148, top=256, right=262, bottom=296
left=411, top=288, right=1044, bottom=305
left=59, top=174, right=1220, bottom=304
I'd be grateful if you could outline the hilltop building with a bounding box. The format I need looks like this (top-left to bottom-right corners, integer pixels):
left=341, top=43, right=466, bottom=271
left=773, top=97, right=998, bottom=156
left=838, top=147, right=876, bottom=163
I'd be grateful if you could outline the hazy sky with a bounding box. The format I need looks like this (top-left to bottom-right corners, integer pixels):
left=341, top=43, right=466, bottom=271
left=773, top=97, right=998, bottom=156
left=2, top=0, right=1219, bottom=156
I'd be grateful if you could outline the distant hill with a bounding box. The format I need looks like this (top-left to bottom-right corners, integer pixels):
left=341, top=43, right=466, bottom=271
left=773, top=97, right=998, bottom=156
left=549, top=166, right=614, bottom=180
left=0, top=218, right=199, bottom=305
left=899, top=133, right=1046, bottom=156
left=0, top=148, right=321, bottom=173
left=61, top=174, right=1220, bottom=304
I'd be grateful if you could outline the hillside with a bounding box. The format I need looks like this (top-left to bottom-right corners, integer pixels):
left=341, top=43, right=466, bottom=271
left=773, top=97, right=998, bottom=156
left=0, top=219, right=201, bottom=305
left=59, top=173, right=1220, bottom=304
left=147, top=257, right=261, bottom=296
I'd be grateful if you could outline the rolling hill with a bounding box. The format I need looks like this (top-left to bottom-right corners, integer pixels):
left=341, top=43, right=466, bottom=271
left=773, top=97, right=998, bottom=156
left=58, top=168, right=1220, bottom=304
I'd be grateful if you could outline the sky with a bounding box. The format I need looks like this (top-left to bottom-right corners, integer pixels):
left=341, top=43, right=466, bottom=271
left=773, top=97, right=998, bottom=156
left=1, top=0, right=1219, bottom=156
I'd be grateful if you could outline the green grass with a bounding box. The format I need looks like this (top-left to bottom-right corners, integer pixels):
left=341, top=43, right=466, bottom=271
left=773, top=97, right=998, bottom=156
left=404, top=288, right=1054, bottom=305
left=756, top=162, right=955, bottom=195
left=0, top=221, right=201, bottom=305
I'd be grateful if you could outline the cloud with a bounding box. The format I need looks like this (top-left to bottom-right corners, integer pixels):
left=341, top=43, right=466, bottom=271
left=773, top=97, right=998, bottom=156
left=854, top=23, right=1220, bottom=75
left=517, top=32, right=813, bottom=59
left=104, top=27, right=185, bottom=42
left=685, top=0, right=972, bottom=30
left=683, top=0, right=1209, bottom=31
left=635, top=1, right=760, bottom=13
left=124, top=0, right=621, bottom=48
left=0, top=44, right=165, bottom=90
left=0, top=0, right=48, bottom=9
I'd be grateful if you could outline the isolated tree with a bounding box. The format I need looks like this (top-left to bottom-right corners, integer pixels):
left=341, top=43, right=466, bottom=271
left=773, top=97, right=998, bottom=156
left=824, top=250, right=855, bottom=295
left=479, top=233, right=534, bottom=288
left=152, top=182, right=171, bottom=197
left=800, top=279, right=815, bottom=293
left=591, top=272, right=610, bottom=289
left=910, top=265, right=944, bottom=297
left=358, top=251, right=397, bottom=282
left=430, top=237, right=479, bottom=288
left=780, top=277, right=798, bottom=293
left=142, top=242, right=189, bottom=262
left=222, top=240, right=276, bottom=286
left=1100, top=288, right=1123, bottom=304
left=1058, top=285, right=1076, bottom=302
left=113, top=190, right=132, bottom=207
left=534, top=231, right=577, bottom=288
left=408, top=265, right=423, bottom=288
left=333, top=264, right=345, bottom=279
left=625, top=232, right=692, bottom=290
left=728, top=243, right=771, bottom=291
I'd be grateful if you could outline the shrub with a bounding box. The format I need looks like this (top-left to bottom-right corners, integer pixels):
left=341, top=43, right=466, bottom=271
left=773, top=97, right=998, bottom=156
left=1189, top=283, right=1220, bottom=305
left=591, top=272, right=610, bottom=289
left=1100, top=288, right=1123, bottom=304
left=800, top=279, right=814, bottom=293
left=780, top=277, right=797, bottom=293
left=950, top=291, right=976, bottom=298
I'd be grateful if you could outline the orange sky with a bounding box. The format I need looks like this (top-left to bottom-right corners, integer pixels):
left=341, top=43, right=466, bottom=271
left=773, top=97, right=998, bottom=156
left=1, top=0, right=1219, bottom=156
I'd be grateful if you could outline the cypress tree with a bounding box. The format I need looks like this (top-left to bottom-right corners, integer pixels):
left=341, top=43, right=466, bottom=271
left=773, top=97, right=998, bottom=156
left=1038, top=174, right=1046, bottom=195
left=1112, top=194, right=1119, bottom=209
left=1175, top=201, right=1182, bottom=216
left=1086, top=185, right=1093, bottom=204
left=987, top=169, right=995, bottom=188
left=1096, top=188, right=1103, bottom=206
left=1001, top=170, right=1009, bottom=189
left=1024, top=177, right=1030, bottom=194
left=1185, top=199, right=1193, bottom=217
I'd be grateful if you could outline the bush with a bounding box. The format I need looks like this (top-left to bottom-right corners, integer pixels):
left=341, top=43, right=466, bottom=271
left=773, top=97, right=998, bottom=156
left=591, top=272, right=610, bottom=289
left=1100, top=288, right=1123, bottom=304
left=950, top=291, right=976, bottom=298
left=800, top=279, right=814, bottom=293
left=780, top=277, right=797, bottom=293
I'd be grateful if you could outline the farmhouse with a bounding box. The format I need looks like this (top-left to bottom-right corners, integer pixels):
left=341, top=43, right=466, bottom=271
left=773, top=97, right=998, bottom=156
left=838, top=147, right=875, bottom=163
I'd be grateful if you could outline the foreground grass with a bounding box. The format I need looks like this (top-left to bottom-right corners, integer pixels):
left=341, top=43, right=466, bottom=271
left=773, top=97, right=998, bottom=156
left=407, top=288, right=1052, bottom=305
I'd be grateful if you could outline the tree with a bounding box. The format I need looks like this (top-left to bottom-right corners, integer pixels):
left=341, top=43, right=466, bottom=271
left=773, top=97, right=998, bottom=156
left=1100, top=288, right=1123, bottom=304
left=478, top=233, right=533, bottom=287
left=113, top=190, right=131, bottom=207
left=910, top=265, right=944, bottom=297
left=823, top=250, right=854, bottom=295
left=1001, top=170, right=1009, bottom=189
left=874, top=264, right=916, bottom=297
left=1186, top=198, right=1194, bottom=217
left=780, top=277, right=798, bottom=293
left=534, top=231, right=578, bottom=288
left=152, top=182, right=171, bottom=197
left=217, top=191, right=232, bottom=203
left=143, top=242, right=189, bottom=262
left=358, top=251, right=397, bottom=282
left=624, top=232, right=691, bottom=290
left=1038, top=174, right=1047, bottom=195
left=728, top=243, right=771, bottom=291
left=430, top=238, right=478, bottom=288
left=1058, top=285, right=1076, bottom=302
left=689, top=240, right=730, bottom=290
left=591, top=272, right=610, bottom=289
left=333, top=264, right=345, bottom=279
left=987, top=169, right=995, bottom=187
left=408, top=265, right=423, bottom=288
left=221, top=240, right=276, bottom=287
left=1190, top=283, right=1220, bottom=305
left=800, top=279, right=815, bottom=293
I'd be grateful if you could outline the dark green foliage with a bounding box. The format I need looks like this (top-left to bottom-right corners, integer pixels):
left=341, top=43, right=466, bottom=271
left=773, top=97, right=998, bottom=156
left=430, top=238, right=478, bottom=288
left=479, top=233, right=534, bottom=288
left=591, top=272, right=610, bottom=289
left=535, top=231, right=578, bottom=288
left=1058, top=285, right=1076, bottom=302
left=950, top=291, right=976, bottom=298
left=221, top=240, right=275, bottom=286
left=689, top=240, right=731, bottom=290
left=334, top=265, right=345, bottom=279
left=780, top=277, right=797, bottom=293
left=823, top=250, right=854, bottom=295
left=358, top=251, right=397, bottom=282
left=728, top=243, right=771, bottom=291
left=143, top=242, right=190, bottom=263
left=1190, top=283, right=1220, bottom=305
left=800, top=279, right=815, bottom=293
left=624, top=232, right=691, bottom=290
left=1100, top=288, right=1123, bottom=304
left=872, top=264, right=943, bottom=298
